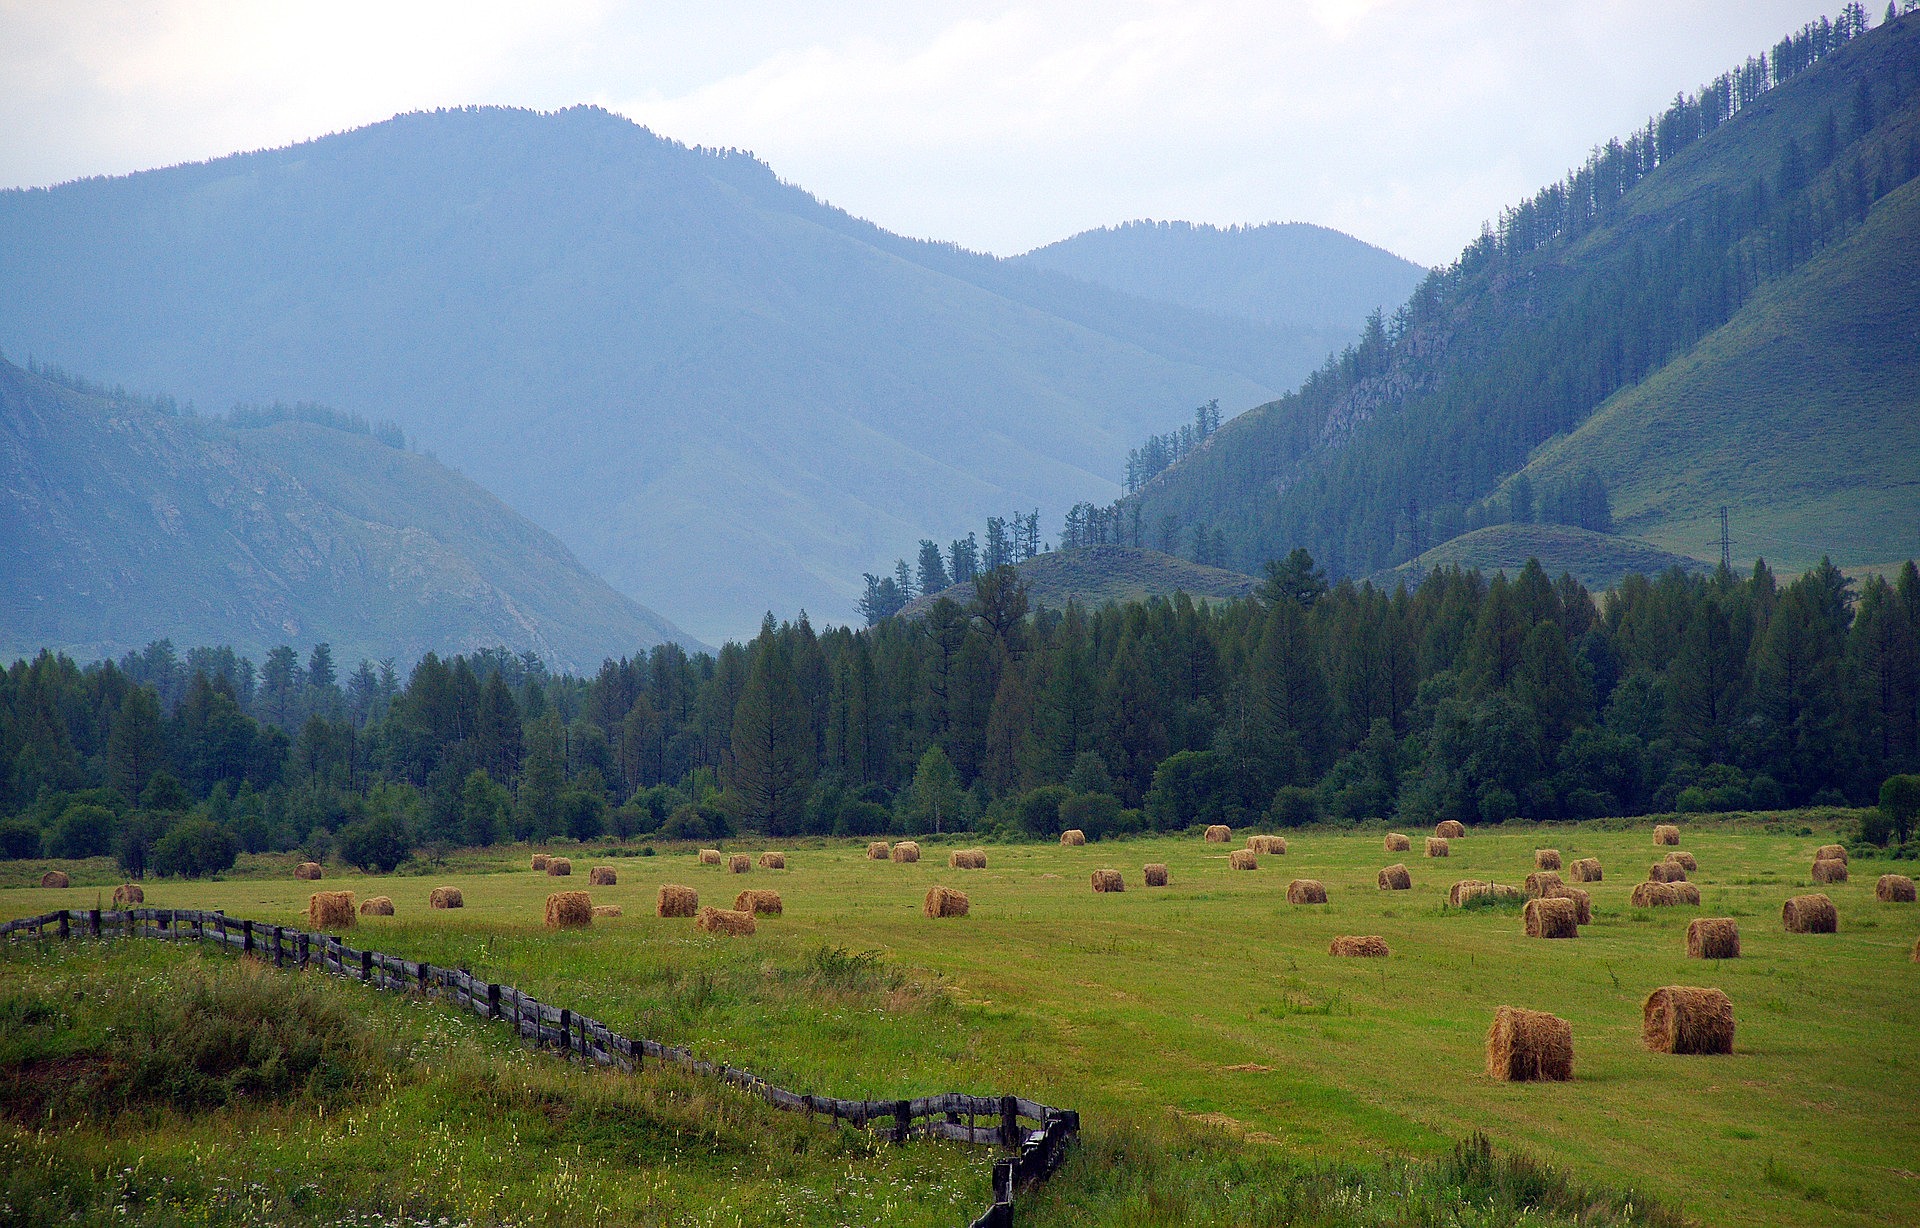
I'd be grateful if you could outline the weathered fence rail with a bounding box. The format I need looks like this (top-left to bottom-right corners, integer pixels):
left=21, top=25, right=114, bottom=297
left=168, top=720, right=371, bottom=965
left=3, top=908, right=1076, bottom=1226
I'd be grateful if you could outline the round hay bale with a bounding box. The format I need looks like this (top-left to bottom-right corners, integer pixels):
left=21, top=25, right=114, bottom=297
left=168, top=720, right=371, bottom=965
left=1669, top=881, right=1701, bottom=905
left=1524, top=871, right=1564, bottom=899
left=1648, top=861, right=1688, bottom=883
left=1060, top=829, right=1087, bottom=846
left=727, top=853, right=751, bottom=874
left=359, top=896, right=394, bottom=916
left=530, top=854, right=550, bottom=872
left=1686, top=917, right=1740, bottom=959
left=1384, top=832, right=1412, bottom=852
left=1814, top=843, right=1848, bottom=863
left=1204, top=824, right=1231, bottom=842
left=1653, top=824, right=1680, bottom=845
left=1377, top=863, right=1412, bottom=890
left=1448, top=879, right=1487, bottom=906
left=694, top=905, right=755, bottom=936
left=1426, top=836, right=1450, bottom=857
left=867, top=841, right=891, bottom=860
left=1449, top=880, right=1523, bottom=906
left=1286, top=879, right=1327, bottom=904
left=1631, top=881, right=1681, bottom=907
left=546, top=857, right=573, bottom=877
left=1568, top=857, right=1603, bottom=883
left=1544, top=885, right=1592, bottom=925
left=734, top=889, right=783, bottom=916
left=1782, top=893, right=1837, bottom=933
left=1090, top=868, right=1125, bottom=893
left=1143, top=863, right=1170, bottom=887
left=545, top=891, right=593, bottom=929
left=698, top=848, right=722, bottom=865
left=307, top=891, right=356, bottom=930
left=1665, top=850, right=1698, bottom=872
left=112, top=883, right=143, bottom=906
left=1876, top=873, right=1917, bottom=903
left=1227, top=848, right=1258, bottom=870
left=1247, top=835, right=1288, bottom=854
left=947, top=848, right=987, bottom=869
left=1534, top=849, right=1562, bottom=871
left=588, top=866, right=617, bottom=886
left=294, top=862, right=323, bottom=881
left=758, top=852, right=787, bottom=869
left=1329, top=935, right=1389, bottom=957
left=1642, top=986, right=1735, bottom=1055
left=1435, top=820, right=1467, bottom=839
left=592, top=904, right=623, bottom=918
left=656, top=884, right=699, bottom=917
left=1485, top=1005, right=1573, bottom=1082
left=890, top=841, right=921, bottom=863
left=923, top=886, right=970, bottom=918
left=1811, top=858, right=1848, bottom=884
left=429, top=886, right=464, bottom=909
left=967, top=848, right=988, bottom=869
left=1523, top=897, right=1579, bottom=938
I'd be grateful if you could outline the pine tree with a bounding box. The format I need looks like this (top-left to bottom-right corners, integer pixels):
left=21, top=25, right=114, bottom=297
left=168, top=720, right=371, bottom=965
left=730, top=617, right=812, bottom=835
left=517, top=710, right=566, bottom=840
left=106, top=687, right=166, bottom=802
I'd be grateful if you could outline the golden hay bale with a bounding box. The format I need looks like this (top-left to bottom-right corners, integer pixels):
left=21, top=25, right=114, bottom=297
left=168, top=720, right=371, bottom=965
left=694, top=906, right=755, bottom=936
left=1448, top=879, right=1486, bottom=905
left=1811, top=858, right=1848, bottom=884
left=1228, top=849, right=1258, bottom=870
left=546, top=857, right=572, bottom=877
left=429, top=886, right=464, bottom=909
left=1286, top=879, right=1328, bottom=904
left=1378, top=863, right=1412, bottom=890
left=588, top=866, right=617, bottom=886
left=867, top=841, right=891, bottom=860
left=1435, top=820, right=1467, bottom=840
left=1814, top=843, right=1848, bottom=863
left=1524, top=871, right=1564, bottom=899
left=1524, top=897, right=1579, bottom=938
left=1782, top=893, right=1837, bottom=933
left=1687, top=917, right=1741, bottom=959
left=1877, top=874, right=1917, bottom=903
left=1426, top=836, right=1450, bottom=857
left=112, top=883, right=143, bottom=906
left=1485, top=1005, right=1573, bottom=1082
left=1204, top=824, right=1231, bottom=842
left=1642, top=986, right=1735, bottom=1055
left=1534, top=849, right=1562, bottom=871
left=359, top=896, right=394, bottom=916
left=1143, top=863, right=1170, bottom=887
left=294, top=862, right=323, bottom=880
left=948, top=848, right=988, bottom=869
left=1671, top=882, right=1701, bottom=905
left=1568, top=857, right=1603, bottom=883
left=734, top=889, right=783, bottom=916
left=544, top=891, right=593, bottom=929
left=1090, top=868, right=1126, bottom=893
left=1545, top=885, right=1592, bottom=925
left=1247, top=835, right=1288, bottom=854
left=698, top=848, right=722, bottom=865
left=530, top=854, right=549, bottom=871
left=758, top=852, right=787, bottom=869
left=1648, top=861, right=1688, bottom=883
left=727, top=853, right=752, bottom=874
left=592, top=905, right=623, bottom=918
left=890, top=841, right=921, bottom=863
left=1384, top=832, right=1412, bottom=852
left=1630, top=881, right=1681, bottom=907
left=1653, top=824, right=1680, bottom=845
left=307, top=891, right=355, bottom=929
left=656, top=884, right=699, bottom=917
left=1329, top=935, right=1390, bottom=958
left=1060, top=829, right=1087, bottom=846
left=1665, top=851, right=1698, bottom=872
left=923, top=886, right=970, bottom=918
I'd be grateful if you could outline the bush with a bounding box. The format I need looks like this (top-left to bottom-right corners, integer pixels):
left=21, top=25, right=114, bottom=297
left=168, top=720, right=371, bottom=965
left=1476, top=786, right=1519, bottom=824
left=152, top=819, right=238, bottom=879
left=1014, top=785, right=1072, bottom=838
left=1268, top=786, right=1321, bottom=828
left=48, top=804, right=117, bottom=859
left=1878, top=775, right=1920, bottom=845
left=336, top=813, right=411, bottom=874
left=0, top=818, right=41, bottom=859
left=831, top=799, right=893, bottom=837
left=1059, top=792, right=1122, bottom=841
left=658, top=801, right=732, bottom=842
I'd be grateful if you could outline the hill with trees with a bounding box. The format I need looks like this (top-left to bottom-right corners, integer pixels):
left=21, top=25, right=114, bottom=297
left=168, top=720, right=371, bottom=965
left=899, top=545, right=1257, bottom=619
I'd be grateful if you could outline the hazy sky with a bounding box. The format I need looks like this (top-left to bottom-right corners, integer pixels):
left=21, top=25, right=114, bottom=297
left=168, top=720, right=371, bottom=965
left=2, top=1, right=1830, bottom=266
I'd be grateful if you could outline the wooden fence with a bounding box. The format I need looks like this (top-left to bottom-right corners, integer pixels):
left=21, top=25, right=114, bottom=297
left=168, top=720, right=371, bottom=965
left=3, top=907, right=1078, bottom=1227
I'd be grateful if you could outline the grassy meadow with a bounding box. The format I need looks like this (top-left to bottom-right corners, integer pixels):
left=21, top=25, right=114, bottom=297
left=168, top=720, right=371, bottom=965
left=3, top=816, right=1918, bottom=1227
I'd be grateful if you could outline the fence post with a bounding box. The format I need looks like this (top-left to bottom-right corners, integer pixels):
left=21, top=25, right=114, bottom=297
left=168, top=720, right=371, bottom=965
left=359, top=949, right=372, bottom=982
left=58, top=911, right=69, bottom=941
left=88, top=908, right=100, bottom=938
left=893, top=1099, right=912, bottom=1146
left=486, top=983, right=500, bottom=1020
left=557, top=1008, right=570, bottom=1053
left=297, top=931, right=310, bottom=969
left=1000, top=1096, right=1020, bottom=1149
left=993, top=1157, right=1014, bottom=1205
left=242, top=920, right=254, bottom=955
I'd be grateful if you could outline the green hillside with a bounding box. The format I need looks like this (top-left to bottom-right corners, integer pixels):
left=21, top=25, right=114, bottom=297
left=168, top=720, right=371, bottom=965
left=900, top=545, right=1257, bottom=617
left=1374, top=524, right=1706, bottom=592
left=0, top=360, right=696, bottom=668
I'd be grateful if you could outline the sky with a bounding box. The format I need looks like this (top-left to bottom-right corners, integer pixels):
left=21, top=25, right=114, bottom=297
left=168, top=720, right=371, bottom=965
left=1, top=0, right=1835, bottom=267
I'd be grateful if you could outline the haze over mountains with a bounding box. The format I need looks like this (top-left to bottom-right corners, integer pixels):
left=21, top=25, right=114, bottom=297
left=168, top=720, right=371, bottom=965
left=0, top=106, right=1412, bottom=644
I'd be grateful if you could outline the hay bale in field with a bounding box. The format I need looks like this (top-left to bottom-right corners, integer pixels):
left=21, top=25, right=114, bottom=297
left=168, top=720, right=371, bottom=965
left=1426, top=836, right=1450, bottom=857
left=698, top=848, right=722, bottom=865
left=734, top=889, right=783, bottom=916
left=656, top=884, right=699, bottom=917
left=545, top=857, right=572, bottom=877
left=592, top=905, right=622, bottom=918
left=1329, top=935, right=1389, bottom=958
left=1665, top=851, right=1698, bottom=872
left=1877, top=874, right=1917, bottom=902
left=1670, top=882, right=1701, bottom=905
left=1143, top=863, right=1170, bottom=887
left=1378, top=863, right=1412, bottom=890
left=726, top=853, right=751, bottom=874
left=1653, top=824, right=1680, bottom=845
left=923, top=886, right=970, bottom=918
left=359, top=896, right=394, bottom=916
left=1384, top=832, right=1412, bottom=852
left=947, top=848, right=987, bottom=869
left=1524, top=897, right=1579, bottom=938
left=1204, top=824, right=1231, bottom=842
left=1648, top=861, right=1688, bottom=883
left=1534, top=849, right=1562, bottom=871
left=1485, top=1006, right=1573, bottom=1082
left=530, top=854, right=549, bottom=871
left=112, top=883, right=143, bottom=905
left=307, top=891, right=355, bottom=929
left=1060, top=828, right=1087, bottom=846
left=544, top=891, right=593, bottom=929
left=867, top=841, right=891, bottom=860
left=1524, top=871, right=1564, bottom=899
left=1814, top=843, right=1848, bottom=863
left=1435, top=820, right=1467, bottom=839
left=758, top=852, right=786, bottom=869
left=1687, top=917, right=1740, bottom=959
left=294, top=862, right=323, bottom=880
left=694, top=906, right=756, bottom=936
left=1228, top=848, right=1258, bottom=870
left=1631, top=881, right=1681, bottom=907
left=890, top=841, right=921, bottom=863
left=1287, top=879, right=1328, bottom=904
left=1449, top=879, right=1487, bottom=905
left=1568, top=857, right=1603, bottom=883
left=1545, top=885, right=1592, bottom=925
left=429, top=887, right=463, bottom=909
left=1642, top=986, right=1735, bottom=1055
left=1247, top=835, right=1288, bottom=854
left=1091, top=868, right=1125, bottom=893
left=1811, top=858, right=1848, bottom=884
left=1782, top=893, right=1837, bottom=933
left=588, top=866, right=617, bottom=886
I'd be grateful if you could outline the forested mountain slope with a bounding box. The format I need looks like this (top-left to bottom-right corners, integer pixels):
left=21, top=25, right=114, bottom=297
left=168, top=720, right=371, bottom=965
left=0, top=360, right=695, bottom=669
left=900, top=544, right=1257, bottom=618
left=0, top=107, right=1392, bottom=641
left=1128, top=9, right=1920, bottom=580
left=1376, top=525, right=1707, bottom=593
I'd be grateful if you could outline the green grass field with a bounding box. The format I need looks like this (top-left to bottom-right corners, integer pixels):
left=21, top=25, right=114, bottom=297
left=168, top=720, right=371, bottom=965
left=4, top=816, right=1918, bottom=1226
